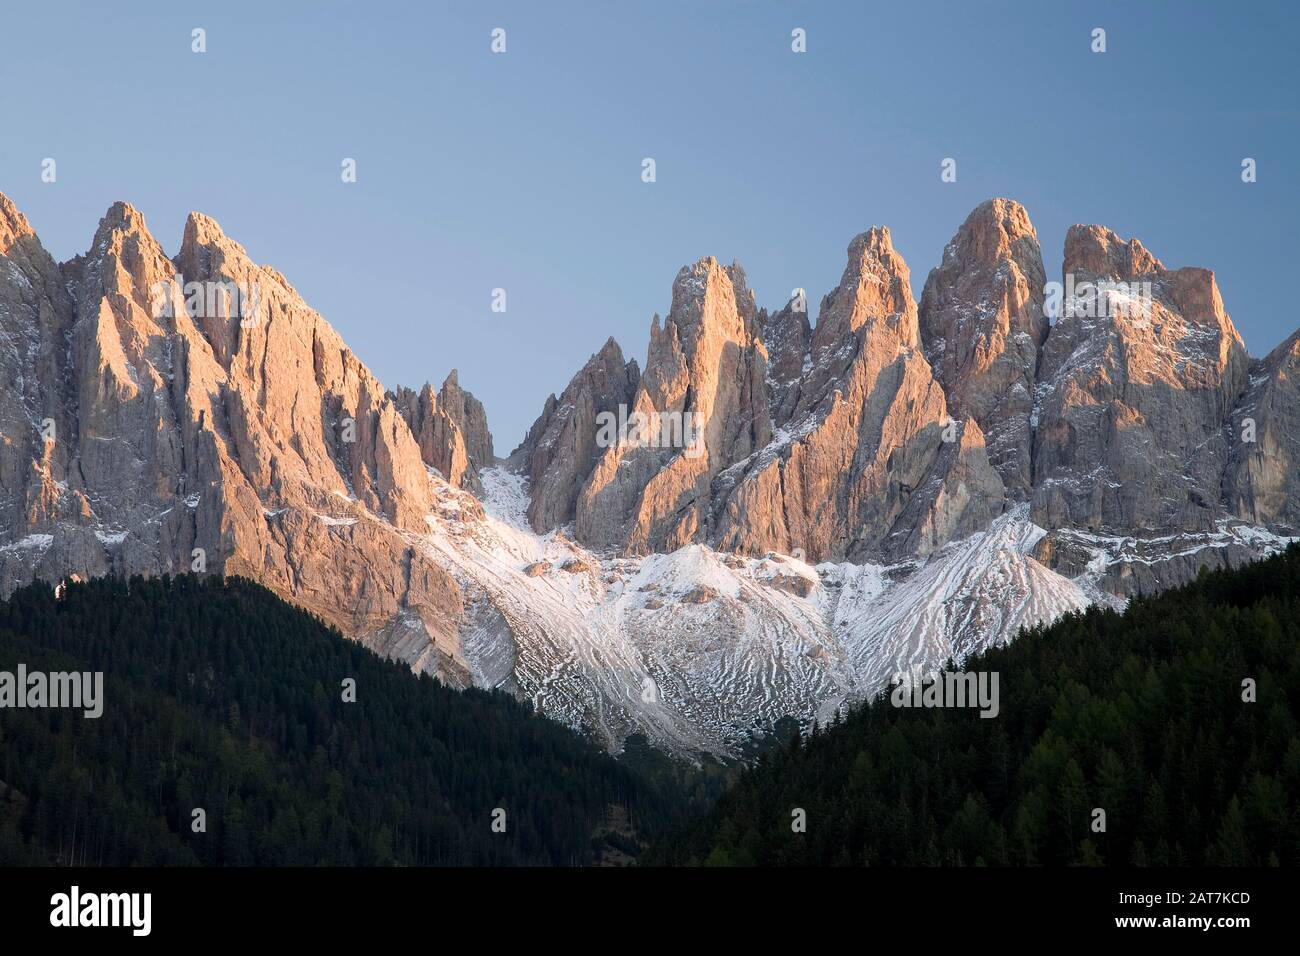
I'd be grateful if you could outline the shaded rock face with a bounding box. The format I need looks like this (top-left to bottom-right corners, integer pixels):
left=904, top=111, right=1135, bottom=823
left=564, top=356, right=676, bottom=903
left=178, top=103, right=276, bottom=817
left=391, top=383, right=471, bottom=490
left=1031, top=225, right=1249, bottom=533
left=435, top=370, right=494, bottom=468
left=758, top=296, right=811, bottom=429
left=919, top=198, right=1048, bottom=497
left=0, top=195, right=78, bottom=550
left=508, top=337, right=639, bottom=531
left=1224, top=330, right=1300, bottom=529
left=0, top=195, right=464, bottom=675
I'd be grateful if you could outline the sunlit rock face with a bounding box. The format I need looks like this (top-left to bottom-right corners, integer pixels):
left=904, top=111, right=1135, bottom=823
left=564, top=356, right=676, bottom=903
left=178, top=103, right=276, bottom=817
left=919, top=198, right=1048, bottom=499
left=0, top=195, right=465, bottom=678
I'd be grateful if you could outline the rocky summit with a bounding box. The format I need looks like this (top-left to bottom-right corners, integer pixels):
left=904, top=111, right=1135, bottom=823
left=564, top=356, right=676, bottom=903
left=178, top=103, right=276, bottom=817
left=1, top=191, right=1295, bottom=757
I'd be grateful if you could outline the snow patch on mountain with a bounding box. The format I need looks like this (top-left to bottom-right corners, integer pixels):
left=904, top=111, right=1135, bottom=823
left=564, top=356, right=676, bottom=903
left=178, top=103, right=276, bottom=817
left=414, top=470, right=1106, bottom=759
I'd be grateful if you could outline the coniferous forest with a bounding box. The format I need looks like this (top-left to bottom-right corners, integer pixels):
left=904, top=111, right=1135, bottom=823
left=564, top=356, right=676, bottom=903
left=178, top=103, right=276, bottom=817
left=647, top=546, right=1300, bottom=866
left=3, top=547, right=1300, bottom=868
left=0, top=575, right=693, bottom=866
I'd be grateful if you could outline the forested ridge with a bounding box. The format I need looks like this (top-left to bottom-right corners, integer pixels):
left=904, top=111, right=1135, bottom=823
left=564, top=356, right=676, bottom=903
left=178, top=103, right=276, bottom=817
left=647, top=547, right=1300, bottom=866
left=0, top=574, right=691, bottom=866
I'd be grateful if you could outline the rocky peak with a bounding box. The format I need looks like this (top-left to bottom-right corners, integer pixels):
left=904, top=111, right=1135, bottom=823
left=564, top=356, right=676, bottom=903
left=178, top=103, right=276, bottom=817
left=0, top=193, right=78, bottom=541
left=665, top=256, right=756, bottom=347
left=0, top=192, right=68, bottom=312
left=1059, top=223, right=1245, bottom=357
left=392, top=370, right=495, bottom=495
left=814, top=226, right=918, bottom=352
left=510, top=337, right=640, bottom=531
left=1033, top=224, right=1250, bottom=532
left=713, top=225, right=1002, bottom=563
left=436, top=369, right=494, bottom=468
left=102, top=200, right=141, bottom=228
left=392, top=382, right=473, bottom=492
left=636, top=256, right=761, bottom=426
left=181, top=209, right=227, bottom=249
left=0, top=199, right=466, bottom=685
left=919, top=198, right=1048, bottom=496
left=953, top=198, right=1037, bottom=264
left=575, top=255, right=771, bottom=552
left=0, top=192, right=36, bottom=254
left=1062, top=224, right=1163, bottom=281
left=70, top=202, right=174, bottom=305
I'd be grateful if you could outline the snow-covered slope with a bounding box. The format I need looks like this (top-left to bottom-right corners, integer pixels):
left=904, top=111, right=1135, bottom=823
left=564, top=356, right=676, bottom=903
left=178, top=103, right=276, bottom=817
left=403, top=468, right=1102, bottom=758
left=407, top=467, right=1296, bottom=759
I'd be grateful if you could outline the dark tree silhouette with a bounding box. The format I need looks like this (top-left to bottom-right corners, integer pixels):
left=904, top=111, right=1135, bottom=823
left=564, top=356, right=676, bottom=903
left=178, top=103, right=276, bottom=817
left=0, top=575, right=693, bottom=866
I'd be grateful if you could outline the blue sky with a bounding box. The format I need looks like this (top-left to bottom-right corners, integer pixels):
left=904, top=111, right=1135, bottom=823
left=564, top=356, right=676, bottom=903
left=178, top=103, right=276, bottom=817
left=2, top=1, right=1296, bottom=447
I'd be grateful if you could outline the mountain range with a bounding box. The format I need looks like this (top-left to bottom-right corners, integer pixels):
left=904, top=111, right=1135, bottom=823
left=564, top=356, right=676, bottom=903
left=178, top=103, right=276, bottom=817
left=1, top=191, right=1296, bottom=757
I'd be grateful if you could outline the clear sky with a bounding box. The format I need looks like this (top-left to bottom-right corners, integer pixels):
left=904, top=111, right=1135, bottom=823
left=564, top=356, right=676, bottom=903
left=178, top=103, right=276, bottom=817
left=2, top=1, right=1296, bottom=448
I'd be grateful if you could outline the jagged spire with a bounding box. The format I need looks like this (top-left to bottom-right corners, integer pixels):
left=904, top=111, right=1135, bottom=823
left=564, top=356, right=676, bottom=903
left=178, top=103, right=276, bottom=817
left=0, top=191, right=36, bottom=254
